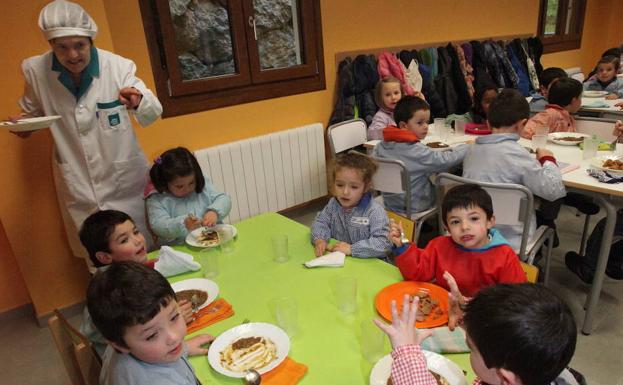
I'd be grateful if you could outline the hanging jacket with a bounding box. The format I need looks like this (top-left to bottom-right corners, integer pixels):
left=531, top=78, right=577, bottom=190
left=482, top=41, right=506, bottom=87
left=454, top=42, right=475, bottom=101
left=510, top=38, right=535, bottom=93
left=352, top=54, right=379, bottom=126
left=399, top=50, right=423, bottom=92
left=446, top=43, right=472, bottom=114
left=329, top=57, right=356, bottom=125
left=493, top=41, right=519, bottom=89
left=430, top=47, right=439, bottom=79
left=520, top=38, right=540, bottom=91
left=435, top=46, right=459, bottom=115
left=461, top=42, right=473, bottom=67
left=418, top=62, right=447, bottom=119
left=507, top=44, right=531, bottom=96
left=528, top=37, right=544, bottom=75
left=377, top=51, right=415, bottom=95
left=470, top=40, right=495, bottom=91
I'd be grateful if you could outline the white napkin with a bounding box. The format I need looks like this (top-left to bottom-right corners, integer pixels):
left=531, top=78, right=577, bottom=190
left=154, top=246, right=201, bottom=277
left=304, top=251, right=345, bottom=268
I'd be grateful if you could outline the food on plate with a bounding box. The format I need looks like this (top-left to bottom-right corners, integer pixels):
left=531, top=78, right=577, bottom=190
left=427, top=141, right=449, bottom=148
left=175, top=289, right=208, bottom=306
left=603, top=158, right=623, bottom=170
left=558, top=136, right=584, bottom=142
left=220, top=336, right=277, bottom=373
left=386, top=371, right=450, bottom=385
left=413, top=291, right=443, bottom=322
left=197, top=228, right=219, bottom=246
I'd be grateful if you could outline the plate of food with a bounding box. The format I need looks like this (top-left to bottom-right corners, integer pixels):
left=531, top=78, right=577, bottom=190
left=547, top=132, right=590, bottom=146
left=583, top=90, right=609, bottom=98
left=375, top=282, right=448, bottom=328
left=369, top=351, right=468, bottom=385
left=426, top=141, right=451, bottom=151
left=590, top=154, right=623, bottom=176
left=186, top=224, right=237, bottom=248
left=208, top=322, right=290, bottom=378
left=0, top=115, right=62, bottom=132
left=171, top=278, right=219, bottom=310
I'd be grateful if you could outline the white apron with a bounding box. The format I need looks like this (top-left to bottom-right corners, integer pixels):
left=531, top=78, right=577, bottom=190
left=19, top=48, right=163, bottom=265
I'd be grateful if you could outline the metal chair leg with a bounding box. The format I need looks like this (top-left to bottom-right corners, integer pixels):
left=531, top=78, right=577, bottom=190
left=579, top=214, right=591, bottom=255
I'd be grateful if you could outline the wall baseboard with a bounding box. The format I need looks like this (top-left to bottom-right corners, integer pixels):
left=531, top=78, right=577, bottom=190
left=36, top=301, right=85, bottom=328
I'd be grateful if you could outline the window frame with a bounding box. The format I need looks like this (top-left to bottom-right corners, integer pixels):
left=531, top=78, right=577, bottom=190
left=139, top=0, right=325, bottom=118
left=537, top=0, right=587, bottom=54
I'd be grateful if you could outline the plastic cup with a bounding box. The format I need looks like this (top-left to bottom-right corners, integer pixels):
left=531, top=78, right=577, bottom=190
left=218, top=226, right=235, bottom=254
left=535, top=125, right=549, bottom=136
left=433, top=118, right=445, bottom=137
left=455, top=119, right=467, bottom=135
left=199, top=248, right=219, bottom=278
left=583, top=136, right=600, bottom=160
left=269, top=297, right=299, bottom=337
left=360, top=319, right=385, bottom=363
left=532, top=134, right=548, bottom=150
left=271, top=234, right=289, bottom=263
left=615, top=142, right=623, bottom=156
left=331, top=275, right=357, bottom=314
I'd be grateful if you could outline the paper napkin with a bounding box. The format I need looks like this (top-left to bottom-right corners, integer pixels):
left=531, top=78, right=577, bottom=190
left=304, top=251, right=345, bottom=268
left=154, top=246, right=201, bottom=277
left=186, top=298, right=234, bottom=333
left=262, top=357, right=308, bottom=385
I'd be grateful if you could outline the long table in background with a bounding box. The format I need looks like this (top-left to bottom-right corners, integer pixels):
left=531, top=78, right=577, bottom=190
left=163, top=213, right=473, bottom=384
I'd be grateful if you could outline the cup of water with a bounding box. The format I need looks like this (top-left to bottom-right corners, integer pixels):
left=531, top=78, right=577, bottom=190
left=532, top=134, right=548, bottom=150
left=583, top=135, right=600, bottom=160
left=331, top=275, right=357, bottom=314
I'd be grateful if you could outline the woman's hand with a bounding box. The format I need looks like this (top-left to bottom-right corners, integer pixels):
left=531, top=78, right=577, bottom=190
left=314, top=239, right=327, bottom=257
left=186, top=334, right=215, bottom=356
left=7, top=113, right=35, bottom=138
left=119, top=87, right=143, bottom=109
left=328, top=241, right=352, bottom=256
left=374, top=294, right=432, bottom=349
left=202, top=211, right=218, bottom=227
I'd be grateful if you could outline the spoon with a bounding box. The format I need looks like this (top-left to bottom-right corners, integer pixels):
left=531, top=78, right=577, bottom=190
left=244, top=369, right=261, bottom=385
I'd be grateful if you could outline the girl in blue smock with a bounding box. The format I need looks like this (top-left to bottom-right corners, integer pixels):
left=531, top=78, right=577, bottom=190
left=146, top=147, right=232, bottom=245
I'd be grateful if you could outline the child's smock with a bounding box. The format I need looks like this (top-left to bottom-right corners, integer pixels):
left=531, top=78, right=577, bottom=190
left=147, top=174, right=232, bottom=245
left=311, top=193, right=391, bottom=258
left=523, top=104, right=576, bottom=139
left=583, top=77, right=623, bottom=98
left=368, top=109, right=395, bottom=140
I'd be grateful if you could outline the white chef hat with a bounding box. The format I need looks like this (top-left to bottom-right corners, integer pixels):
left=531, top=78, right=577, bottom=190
left=38, top=0, right=98, bottom=41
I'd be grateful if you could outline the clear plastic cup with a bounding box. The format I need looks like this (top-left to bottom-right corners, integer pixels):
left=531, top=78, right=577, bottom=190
left=532, top=134, right=548, bottom=150
left=271, top=234, right=289, bottom=263
left=269, top=297, right=299, bottom=337
left=360, top=319, right=385, bottom=362
left=331, top=275, right=357, bottom=314
left=217, top=226, right=235, bottom=254
left=199, top=248, right=219, bottom=278
left=583, top=135, right=600, bottom=160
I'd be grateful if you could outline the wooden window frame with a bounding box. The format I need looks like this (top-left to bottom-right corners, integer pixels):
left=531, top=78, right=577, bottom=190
left=537, top=0, right=587, bottom=54
left=139, top=0, right=325, bottom=118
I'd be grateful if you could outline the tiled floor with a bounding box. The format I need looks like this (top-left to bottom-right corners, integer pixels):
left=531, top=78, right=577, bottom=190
left=2, top=204, right=621, bottom=385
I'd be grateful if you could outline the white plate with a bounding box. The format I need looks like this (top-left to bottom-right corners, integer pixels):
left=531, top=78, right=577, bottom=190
left=547, top=132, right=590, bottom=146
left=208, top=322, right=290, bottom=378
left=185, top=224, right=237, bottom=248
left=590, top=154, right=623, bottom=176
left=370, top=351, right=468, bottom=385
left=424, top=141, right=451, bottom=151
left=583, top=90, right=609, bottom=98
left=170, top=278, right=219, bottom=309
left=0, top=115, right=61, bottom=132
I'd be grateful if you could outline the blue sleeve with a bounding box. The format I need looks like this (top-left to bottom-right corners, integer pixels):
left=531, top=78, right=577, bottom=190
left=350, top=204, right=392, bottom=258
left=311, top=201, right=334, bottom=243
left=146, top=195, right=187, bottom=241
left=201, top=178, right=232, bottom=221
left=402, top=143, right=469, bottom=174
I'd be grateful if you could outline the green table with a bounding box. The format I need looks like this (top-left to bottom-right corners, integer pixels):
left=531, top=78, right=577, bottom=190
left=163, top=212, right=473, bottom=384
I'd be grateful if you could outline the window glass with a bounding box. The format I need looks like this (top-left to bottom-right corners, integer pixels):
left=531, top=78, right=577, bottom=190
left=253, top=0, right=303, bottom=70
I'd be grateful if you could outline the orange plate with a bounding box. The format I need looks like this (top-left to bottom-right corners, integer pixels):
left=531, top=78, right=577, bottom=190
left=375, top=281, right=449, bottom=328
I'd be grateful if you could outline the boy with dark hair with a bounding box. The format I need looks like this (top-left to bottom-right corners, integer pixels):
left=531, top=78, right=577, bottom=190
left=523, top=78, right=583, bottom=138
left=530, top=67, right=568, bottom=112
left=375, top=282, right=577, bottom=385
left=389, top=184, right=525, bottom=297
left=88, top=261, right=214, bottom=385
left=462, top=89, right=566, bottom=254
left=373, top=95, right=468, bottom=215
left=79, top=209, right=148, bottom=268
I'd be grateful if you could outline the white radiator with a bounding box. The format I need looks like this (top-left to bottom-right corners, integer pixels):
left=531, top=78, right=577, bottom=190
left=194, top=123, right=327, bottom=223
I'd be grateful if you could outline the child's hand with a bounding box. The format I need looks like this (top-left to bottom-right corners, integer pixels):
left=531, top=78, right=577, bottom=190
left=389, top=219, right=404, bottom=247
left=606, top=93, right=619, bottom=100
left=202, top=211, right=218, bottom=227
left=443, top=271, right=467, bottom=331
left=314, top=239, right=327, bottom=257
left=374, top=294, right=432, bottom=349
left=184, top=214, right=202, bottom=231
left=178, top=300, right=194, bottom=324
left=328, top=241, right=351, bottom=255
left=186, top=334, right=215, bottom=356
left=614, top=120, right=623, bottom=137
left=536, top=148, right=554, bottom=159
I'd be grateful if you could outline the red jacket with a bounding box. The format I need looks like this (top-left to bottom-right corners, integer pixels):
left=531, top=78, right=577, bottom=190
left=395, top=235, right=526, bottom=297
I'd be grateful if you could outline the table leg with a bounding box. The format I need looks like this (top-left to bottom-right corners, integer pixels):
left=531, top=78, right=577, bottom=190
left=581, top=195, right=616, bottom=335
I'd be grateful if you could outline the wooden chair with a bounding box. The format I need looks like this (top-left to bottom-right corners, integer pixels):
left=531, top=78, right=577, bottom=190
left=327, top=118, right=368, bottom=155
left=48, top=309, right=102, bottom=385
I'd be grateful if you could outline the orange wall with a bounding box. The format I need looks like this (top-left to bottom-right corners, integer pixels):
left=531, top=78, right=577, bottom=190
left=1, top=0, right=622, bottom=317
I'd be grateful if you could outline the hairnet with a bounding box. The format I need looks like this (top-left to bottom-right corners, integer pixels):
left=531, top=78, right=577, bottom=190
left=38, top=0, right=98, bottom=41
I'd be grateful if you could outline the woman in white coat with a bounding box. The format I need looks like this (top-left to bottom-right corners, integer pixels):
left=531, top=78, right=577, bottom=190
left=14, top=0, right=163, bottom=270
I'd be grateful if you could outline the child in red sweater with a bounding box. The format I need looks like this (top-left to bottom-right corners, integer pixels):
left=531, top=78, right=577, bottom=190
left=389, top=184, right=525, bottom=297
